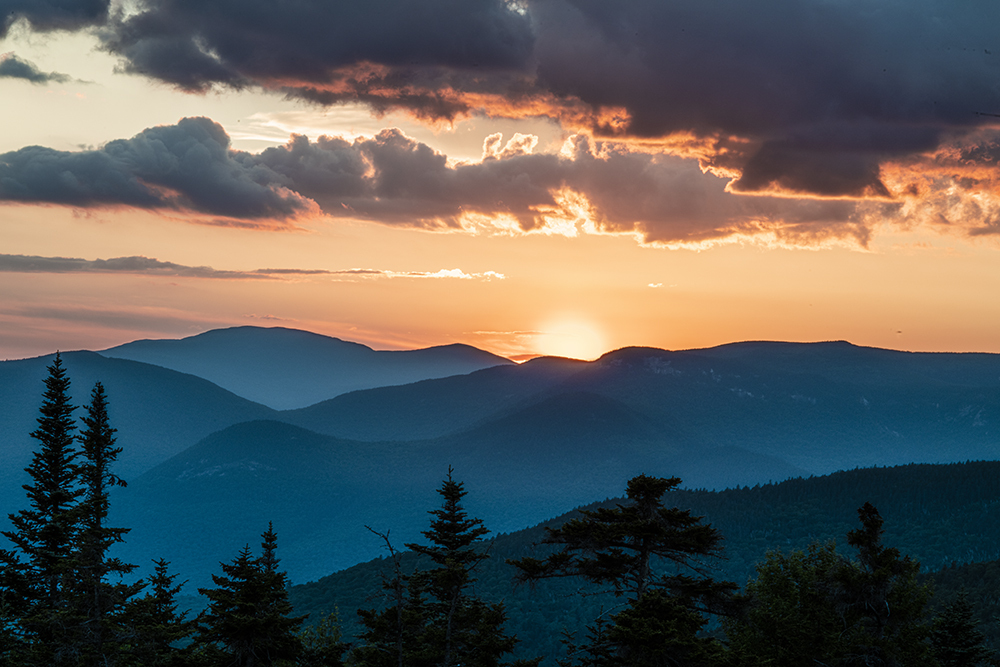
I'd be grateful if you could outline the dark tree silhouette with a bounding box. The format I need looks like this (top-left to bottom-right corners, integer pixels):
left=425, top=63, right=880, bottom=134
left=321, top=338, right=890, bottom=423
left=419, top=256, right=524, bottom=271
left=75, top=381, right=140, bottom=663
left=354, top=468, right=524, bottom=667
left=1, top=353, right=83, bottom=663
left=510, top=475, right=735, bottom=666
left=196, top=525, right=305, bottom=666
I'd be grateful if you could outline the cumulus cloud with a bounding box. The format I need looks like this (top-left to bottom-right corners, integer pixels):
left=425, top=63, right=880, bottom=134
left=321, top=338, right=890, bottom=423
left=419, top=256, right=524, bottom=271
left=0, top=253, right=506, bottom=281
left=0, top=117, right=315, bottom=223
left=0, top=53, right=73, bottom=84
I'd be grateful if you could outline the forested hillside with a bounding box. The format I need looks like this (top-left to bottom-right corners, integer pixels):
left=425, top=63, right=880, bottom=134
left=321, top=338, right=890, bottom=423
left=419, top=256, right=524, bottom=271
left=289, top=461, right=1000, bottom=661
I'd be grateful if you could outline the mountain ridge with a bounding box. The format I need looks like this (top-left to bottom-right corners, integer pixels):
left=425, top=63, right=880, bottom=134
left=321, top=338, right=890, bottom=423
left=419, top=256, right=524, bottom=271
left=100, top=325, right=514, bottom=410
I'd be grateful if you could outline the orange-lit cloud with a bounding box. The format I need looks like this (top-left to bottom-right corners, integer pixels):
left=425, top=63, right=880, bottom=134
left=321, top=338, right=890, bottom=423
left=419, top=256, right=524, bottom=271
left=7, top=116, right=1000, bottom=249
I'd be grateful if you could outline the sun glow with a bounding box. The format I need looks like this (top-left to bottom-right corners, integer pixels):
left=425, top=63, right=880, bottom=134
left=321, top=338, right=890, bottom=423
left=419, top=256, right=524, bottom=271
left=535, top=317, right=607, bottom=360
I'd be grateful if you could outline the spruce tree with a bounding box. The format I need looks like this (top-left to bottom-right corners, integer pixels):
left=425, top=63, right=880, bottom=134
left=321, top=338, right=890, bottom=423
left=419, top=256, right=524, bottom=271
left=297, top=610, right=348, bottom=667
left=124, top=559, right=196, bottom=667
left=726, top=503, right=936, bottom=667
left=509, top=475, right=736, bottom=667
left=354, top=469, right=522, bottom=667
left=196, top=525, right=305, bottom=666
left=2, top=352, right=84, bottom=663
left=75, top=381, right=140, bottom=664
left=831, top=502, right=935, bottom=667
left=930, top=590, right=994, bottom=667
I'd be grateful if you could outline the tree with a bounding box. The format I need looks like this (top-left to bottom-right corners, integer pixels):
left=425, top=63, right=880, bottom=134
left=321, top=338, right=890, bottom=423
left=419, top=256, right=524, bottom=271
left=724, top=542, right=844, bottom=666
left=831, top=502, right=935, bottom=667
left=297, top=610, right=348, bottom=667
left=509, top=475, right=736, bottom=667
left=124, top=559, right=196, bottom=667
left=75, top=381, right=140, bottom=664
left=1, top=352, right=84, bottom=663
left=725, top=503, right=936, bottom=667
left=354, top=469, right=522, bottom=667
left=930, top=590, right=994, bottom=667
left=196, top=525, right=305, bottom=666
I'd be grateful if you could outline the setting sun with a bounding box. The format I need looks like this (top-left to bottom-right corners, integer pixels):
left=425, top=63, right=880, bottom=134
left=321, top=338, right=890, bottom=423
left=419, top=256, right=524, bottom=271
left=535, top=317, right=607, bottom=360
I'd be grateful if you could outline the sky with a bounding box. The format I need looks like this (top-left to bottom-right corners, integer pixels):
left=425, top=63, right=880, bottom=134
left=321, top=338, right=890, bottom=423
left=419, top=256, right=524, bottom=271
left=2, top=0, right=1000, bottom=361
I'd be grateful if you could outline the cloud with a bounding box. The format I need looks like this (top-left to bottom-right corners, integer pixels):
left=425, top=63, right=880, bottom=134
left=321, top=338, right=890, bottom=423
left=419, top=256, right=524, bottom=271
left=0, top=118, right=873, bottom=245
left=0, top=117, right=315, bottom=223
left=0, top=53, right=73, bottom=84
left=100, top=0, right=533, bottom=92
left=2, top=0, right=110, bottom=37
left=0, top=253, right=506, bottom=281
left=77, top=0, right=1000, bottom=200
left=0, top=254, right=268, bottom=279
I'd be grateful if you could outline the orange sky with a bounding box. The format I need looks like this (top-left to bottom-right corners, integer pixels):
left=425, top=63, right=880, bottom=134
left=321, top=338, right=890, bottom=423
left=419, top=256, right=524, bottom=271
left=3, top=5, right=1000, bottom=360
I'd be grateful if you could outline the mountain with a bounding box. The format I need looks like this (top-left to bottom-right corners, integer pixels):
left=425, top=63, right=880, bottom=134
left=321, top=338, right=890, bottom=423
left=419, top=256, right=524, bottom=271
left=101, top=326, right=513, bottom=409
left=0, top=351, right=276, bottom=476
left=280, top=342, right=1000, bottom=475
left=8, top=335, right=1000, bottom=592
left=280, top=355, right=589, bottom=441
left=0, top=351, right=276, bottom=523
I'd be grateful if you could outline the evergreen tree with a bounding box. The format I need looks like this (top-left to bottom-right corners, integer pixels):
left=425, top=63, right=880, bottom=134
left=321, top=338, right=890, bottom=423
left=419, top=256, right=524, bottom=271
left=724, top=543, right=845, bottom=666
left=930, top=590, right=994, bottom=667
left=1, top=352, right=84, bottom=663
left=75, top=381, right=140, bottom=664
left=124, top=559, right=196, bottom=667
left=297, top=610, right=348, bottom=667
left=196, top=525, right=305, bottom=666
left=725, top=503, right=936, bottom=667
left=831, top=502, right=935, bottom=667
left=509, top=475, right=736, bottom=667
left=354, top=528, right=429, bottom=667
left=354, top=469, right=522, bottom=667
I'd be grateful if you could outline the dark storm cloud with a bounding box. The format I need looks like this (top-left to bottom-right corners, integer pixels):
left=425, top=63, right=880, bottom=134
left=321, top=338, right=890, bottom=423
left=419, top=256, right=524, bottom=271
left=101, top=0, right=533, bottom=91
left=2, top=0, right=110, bottom=37
left=0, top=54, right=72, bottom=83
left=527, top=0, right=1000, bottom=196
left=87, top=0, right=1000, bottom=199
left=0, top=117, right=313, bottom=221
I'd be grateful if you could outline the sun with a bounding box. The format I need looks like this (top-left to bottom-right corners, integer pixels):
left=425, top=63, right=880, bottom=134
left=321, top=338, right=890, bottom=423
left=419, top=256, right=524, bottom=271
left=535, top=317, right=607, bottom=361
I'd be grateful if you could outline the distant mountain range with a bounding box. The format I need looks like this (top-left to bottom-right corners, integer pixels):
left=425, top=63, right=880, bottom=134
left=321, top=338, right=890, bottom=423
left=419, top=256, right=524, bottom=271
left=2, top=327, right=999, bottom=587
left=101, top=326, right=513, bottom=410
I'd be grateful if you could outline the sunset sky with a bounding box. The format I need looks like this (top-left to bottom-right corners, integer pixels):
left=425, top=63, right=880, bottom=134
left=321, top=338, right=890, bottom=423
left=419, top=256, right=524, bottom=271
left=3, top=0, right=1000, bottom=361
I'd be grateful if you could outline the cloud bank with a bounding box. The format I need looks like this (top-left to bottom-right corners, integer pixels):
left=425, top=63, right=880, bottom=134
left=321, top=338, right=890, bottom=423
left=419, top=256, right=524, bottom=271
left=0, top=117, right=872, bottom=244
left=71, top=0, right=1000, bottom=201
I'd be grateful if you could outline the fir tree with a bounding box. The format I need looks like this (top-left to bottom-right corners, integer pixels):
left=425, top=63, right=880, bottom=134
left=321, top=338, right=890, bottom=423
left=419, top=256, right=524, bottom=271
left=124, top=559, right=196, bottom=667
left=297, top=610, right=348, bottom=667
left=355, top=469, right=522, bottom=667
left=2, top=353, right=84, bottom=663
left=196, top=525, right=305, bottom=666
left=75, top=381, right=140, bottom=664
left=726, top=503, right=936, bottom=667
left=831, top=502, right=935, bottom=667
left=930, top=590, right=994, bottom=667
